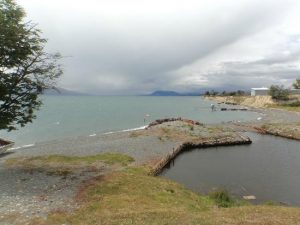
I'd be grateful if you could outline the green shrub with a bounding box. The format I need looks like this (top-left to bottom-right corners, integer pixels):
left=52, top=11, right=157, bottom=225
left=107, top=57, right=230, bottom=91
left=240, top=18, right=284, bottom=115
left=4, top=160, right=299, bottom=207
left=269, top=85, right=289, bottom=100
left=293, top=79, right=300, bottom=89
left=209, top=189, right=235, bottom=208
left=264, top=201, right=281, bottom=206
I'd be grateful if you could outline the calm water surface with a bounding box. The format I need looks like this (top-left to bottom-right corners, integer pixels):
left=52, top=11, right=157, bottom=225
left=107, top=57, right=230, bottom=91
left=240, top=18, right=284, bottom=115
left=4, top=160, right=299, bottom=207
left=0, top=96, right=260, bottom=146
left=161, top=132, right=300, bottom=205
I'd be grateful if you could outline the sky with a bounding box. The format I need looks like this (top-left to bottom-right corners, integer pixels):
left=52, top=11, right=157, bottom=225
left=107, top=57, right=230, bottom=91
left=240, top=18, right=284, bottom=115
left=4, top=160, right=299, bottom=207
left=17, top=0, right=300, bottom=95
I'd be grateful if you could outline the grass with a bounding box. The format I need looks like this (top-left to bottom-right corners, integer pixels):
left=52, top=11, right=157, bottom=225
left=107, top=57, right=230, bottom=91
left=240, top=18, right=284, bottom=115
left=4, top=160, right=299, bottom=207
left=208, top=189, right=246, bottom=208
left=29, top=166, right=300, bottom=225
left=6, top=153, right=134, bottom=167
left=5, top=153, right=135, bottom=177
left=268, top=103, right=300, bottom=112
left=282, top=101, right=300, bottom=107
left=265, top=100, right=300, bottom=112
left=231, top=96, right=247, bottom=104
left=31, top=167, right=215, bottom=225
left=186, top=124, right=194, bottom=131
left=261, top=122, right=300, bottom=140
left=129, top=132, right=143, bottom=138
left=161, top=127, right=171, bottom=134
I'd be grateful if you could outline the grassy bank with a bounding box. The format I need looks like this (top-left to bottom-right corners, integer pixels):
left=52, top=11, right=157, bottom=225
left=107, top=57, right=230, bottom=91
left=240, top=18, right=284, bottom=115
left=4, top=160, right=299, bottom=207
left=5, top=153, right=135, bottom=177
left=206, top=95, right=300, bottom=112
left=4, top=147, right=300, bottom=224
left=267, top=101, right=300, bottom=112
left=260, top=123, right=300, bottom=140
left=23, top=160, right=300, bottom=225
left=6, top=153, right=134, bottom=167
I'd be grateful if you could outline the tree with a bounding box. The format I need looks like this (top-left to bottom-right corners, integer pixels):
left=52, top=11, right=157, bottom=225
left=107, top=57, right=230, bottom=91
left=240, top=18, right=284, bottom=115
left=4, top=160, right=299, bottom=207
left=0, top=0, right=62, bottom=131
left=293, top=79, right=300, bottom=89
left=236, top=90, right=245, bottom=96
left=268, top=85, right=289, bottom=100
left=204, top=91, right=210, bottom=96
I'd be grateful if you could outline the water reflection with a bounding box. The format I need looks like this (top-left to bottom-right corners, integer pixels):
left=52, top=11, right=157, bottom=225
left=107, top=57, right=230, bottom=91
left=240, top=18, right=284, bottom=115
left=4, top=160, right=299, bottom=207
left=161, top=133, right=300, bottom=206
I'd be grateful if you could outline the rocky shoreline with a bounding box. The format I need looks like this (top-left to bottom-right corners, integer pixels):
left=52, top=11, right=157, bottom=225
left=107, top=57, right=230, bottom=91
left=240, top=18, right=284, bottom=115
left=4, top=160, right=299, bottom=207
left=206, top=96, right=300, bottom=140
left=1, top=109, right=300, bottom=224
left=0, top=118, right=254, bottom=224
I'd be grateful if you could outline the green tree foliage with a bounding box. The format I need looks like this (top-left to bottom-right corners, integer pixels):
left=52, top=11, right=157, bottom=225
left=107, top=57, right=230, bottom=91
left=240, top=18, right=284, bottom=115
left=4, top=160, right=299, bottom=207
left=208, top=90, right=246, bottom=96
left=269, top=85, right=289, bottom=100
left=0, top=0, right=62, bottom=131
left=293, top=79, right=300, bottom=89
left=204, top=90, right=219, bottom=96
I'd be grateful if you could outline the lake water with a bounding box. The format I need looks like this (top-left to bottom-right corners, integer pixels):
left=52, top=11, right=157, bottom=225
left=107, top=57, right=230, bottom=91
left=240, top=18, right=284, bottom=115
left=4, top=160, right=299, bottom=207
left=161, top=132, right=300, bottom=206
left=0, top=96, right=260, bottom=147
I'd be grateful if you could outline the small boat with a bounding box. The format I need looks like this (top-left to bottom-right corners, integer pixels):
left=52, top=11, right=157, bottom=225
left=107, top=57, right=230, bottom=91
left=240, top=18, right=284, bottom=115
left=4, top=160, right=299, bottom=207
left=0, top=138, right=14, bottom=155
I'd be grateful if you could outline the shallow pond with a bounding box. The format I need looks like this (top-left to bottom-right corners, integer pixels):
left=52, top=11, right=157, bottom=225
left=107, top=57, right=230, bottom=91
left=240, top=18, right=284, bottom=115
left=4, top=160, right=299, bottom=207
left=161, top=133, right=300, bottom=206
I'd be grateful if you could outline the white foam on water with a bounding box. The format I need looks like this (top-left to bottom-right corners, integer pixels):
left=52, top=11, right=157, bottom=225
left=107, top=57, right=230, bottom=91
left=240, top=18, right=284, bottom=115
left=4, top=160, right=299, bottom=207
left=89, top=134, right=96, bottom=137
left=103, top=126, right=147, bottom=135
left=22, top=144, right=35, bottom=148
left=8, top=146, right=21, bottom=151
left=121, top=126, right=148, bottom=132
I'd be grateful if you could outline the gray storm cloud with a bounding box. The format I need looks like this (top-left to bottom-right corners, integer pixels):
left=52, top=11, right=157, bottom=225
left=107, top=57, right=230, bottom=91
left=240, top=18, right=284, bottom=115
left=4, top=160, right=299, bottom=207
left=18, top=0, right=300, bottom=94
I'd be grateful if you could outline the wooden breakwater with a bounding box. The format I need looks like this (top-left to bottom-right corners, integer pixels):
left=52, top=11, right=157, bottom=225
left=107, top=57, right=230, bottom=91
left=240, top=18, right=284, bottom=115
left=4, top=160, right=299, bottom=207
left=150, top=135, right=252, bottom=176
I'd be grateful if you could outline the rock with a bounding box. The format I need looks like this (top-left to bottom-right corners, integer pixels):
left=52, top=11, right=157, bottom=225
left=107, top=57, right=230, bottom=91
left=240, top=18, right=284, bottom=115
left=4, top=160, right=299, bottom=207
left=148, top=118, right=202, bottom=128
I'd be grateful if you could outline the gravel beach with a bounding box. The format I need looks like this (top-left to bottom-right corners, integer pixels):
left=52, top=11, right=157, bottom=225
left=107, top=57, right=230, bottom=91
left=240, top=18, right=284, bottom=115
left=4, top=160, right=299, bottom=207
left=0, top=120, right=252, bottom=224
left=1, top=110, right=300, bottom=224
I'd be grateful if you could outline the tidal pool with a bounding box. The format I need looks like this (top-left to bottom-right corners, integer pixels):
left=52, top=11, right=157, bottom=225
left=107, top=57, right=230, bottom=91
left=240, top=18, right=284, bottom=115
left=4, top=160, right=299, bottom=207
left=161, top=133, right=300, bottom=205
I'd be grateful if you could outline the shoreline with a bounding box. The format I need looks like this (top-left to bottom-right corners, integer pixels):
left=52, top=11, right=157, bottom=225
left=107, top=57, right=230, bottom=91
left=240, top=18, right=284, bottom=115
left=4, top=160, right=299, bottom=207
left=1, top=106, right=300, bottom=223
left=207, top=96, right=300, bottom=141
left=0, top=119, right=254, bottom=223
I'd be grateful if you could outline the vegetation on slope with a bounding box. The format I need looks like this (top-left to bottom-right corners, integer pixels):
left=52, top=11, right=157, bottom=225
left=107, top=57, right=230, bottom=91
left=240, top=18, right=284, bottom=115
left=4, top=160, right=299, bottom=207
left=261, top=123, right=300, bottom=140
left=27, top=164, right=300, bottom=225
left=267, top=101, right=300, bottom=112
left=5, top=153, right=135, bottom=177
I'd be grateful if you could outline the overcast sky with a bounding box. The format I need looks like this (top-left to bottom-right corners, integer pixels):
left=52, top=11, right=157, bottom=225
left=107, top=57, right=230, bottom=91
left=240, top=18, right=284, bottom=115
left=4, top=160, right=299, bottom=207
left=18, top=0, right=300, bottom=95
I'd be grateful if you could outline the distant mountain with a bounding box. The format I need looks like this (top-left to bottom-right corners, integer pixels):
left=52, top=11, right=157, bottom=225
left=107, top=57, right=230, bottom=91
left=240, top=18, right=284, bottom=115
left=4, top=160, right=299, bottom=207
left=149, top=90, right=200, bottom=96
left=43, top=87, right=89, bottom=96
left=150, top=90, right=181, bottom=96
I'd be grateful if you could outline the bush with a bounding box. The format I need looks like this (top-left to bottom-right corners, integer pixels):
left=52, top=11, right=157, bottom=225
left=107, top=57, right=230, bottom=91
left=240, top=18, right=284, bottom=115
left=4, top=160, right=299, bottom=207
left=269, top=85, right=289, bottom=100
left=209, top=189, right=235, bottom=208
left=293, top=79, right=300, bottom=89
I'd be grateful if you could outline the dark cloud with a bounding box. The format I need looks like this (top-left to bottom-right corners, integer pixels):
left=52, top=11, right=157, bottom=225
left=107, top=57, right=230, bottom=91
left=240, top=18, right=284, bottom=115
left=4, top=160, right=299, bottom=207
left=18, top=0, right=300, bottom=94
